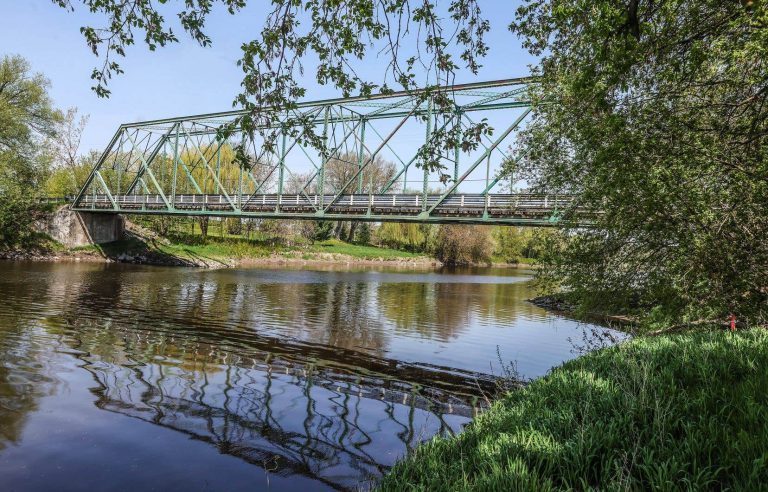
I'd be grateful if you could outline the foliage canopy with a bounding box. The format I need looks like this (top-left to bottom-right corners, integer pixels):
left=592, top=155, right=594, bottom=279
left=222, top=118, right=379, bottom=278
left=510, top=1, right=767, bottom=324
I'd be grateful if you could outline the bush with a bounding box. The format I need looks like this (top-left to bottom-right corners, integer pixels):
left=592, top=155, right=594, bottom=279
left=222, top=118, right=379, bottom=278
left=313, top=221, right=334, bottom=241
left=355, top=222, right=371, bottom=244
left=433, top=225, right=494, bottom=266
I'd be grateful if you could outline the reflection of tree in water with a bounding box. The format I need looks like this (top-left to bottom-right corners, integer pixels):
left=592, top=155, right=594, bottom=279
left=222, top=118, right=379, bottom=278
left=72, top=272, right=393, bottom=358
left=376, top=280, right=538, bottom=341
left=254, top=280, right=390, bottom=355
left=0, top=267, right=65, bottom=451
left=0, top=327, right=55, bottom=450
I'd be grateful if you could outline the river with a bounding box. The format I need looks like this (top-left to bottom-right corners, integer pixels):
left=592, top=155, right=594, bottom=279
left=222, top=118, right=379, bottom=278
left=0, top=261, right=623, bottom=491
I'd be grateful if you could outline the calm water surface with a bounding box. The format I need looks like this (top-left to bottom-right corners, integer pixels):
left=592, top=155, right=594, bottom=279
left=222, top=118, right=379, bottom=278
left=0, top=261, right=623, bottom=491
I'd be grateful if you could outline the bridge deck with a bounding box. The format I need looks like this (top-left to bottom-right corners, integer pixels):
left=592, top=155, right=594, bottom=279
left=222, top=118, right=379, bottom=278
left=73, top=193, right=577, bottom=225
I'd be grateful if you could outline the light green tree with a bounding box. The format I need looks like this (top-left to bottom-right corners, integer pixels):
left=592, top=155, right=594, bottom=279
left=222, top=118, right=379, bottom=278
left=0, top=55, right=61, bottom=246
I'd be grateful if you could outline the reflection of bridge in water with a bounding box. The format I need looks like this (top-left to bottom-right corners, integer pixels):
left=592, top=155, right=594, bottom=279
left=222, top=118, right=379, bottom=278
left=76, top=324, right=492, bottom=490
left=71, top=78, right=588, bottom=226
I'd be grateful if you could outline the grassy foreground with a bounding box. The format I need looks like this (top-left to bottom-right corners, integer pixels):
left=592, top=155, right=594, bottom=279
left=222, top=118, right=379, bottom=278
left=156, top=235, right=427, bottom=261
left=380, top=329, right=768, bottom=491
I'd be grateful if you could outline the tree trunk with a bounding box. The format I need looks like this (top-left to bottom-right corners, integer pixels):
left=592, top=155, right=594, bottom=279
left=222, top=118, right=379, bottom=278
left=333, top=220, right=345, bottom=239
left=347, top=221, right=359, bottom=242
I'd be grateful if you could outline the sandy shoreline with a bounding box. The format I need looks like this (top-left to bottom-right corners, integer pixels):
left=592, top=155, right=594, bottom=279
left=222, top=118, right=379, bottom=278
left=1, top=245, right=534, bottom=270
left=0, top=247, right=443, bottom=269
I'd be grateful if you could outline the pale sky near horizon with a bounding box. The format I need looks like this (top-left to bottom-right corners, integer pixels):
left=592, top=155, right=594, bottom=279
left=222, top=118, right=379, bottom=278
left=0, top=1, right=537, bottom=154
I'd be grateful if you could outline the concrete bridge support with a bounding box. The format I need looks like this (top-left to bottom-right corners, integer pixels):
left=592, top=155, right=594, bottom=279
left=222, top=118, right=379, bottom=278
left=42, top=206, right=124, bottom=248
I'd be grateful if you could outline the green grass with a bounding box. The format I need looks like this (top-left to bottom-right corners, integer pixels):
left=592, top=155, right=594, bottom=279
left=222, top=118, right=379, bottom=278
left=161, top=236, right=276, bottom=260
left=379, top=329, right=768, bottom=491
left=490, top=254, right=537, bottom=265
left=158, top=235, right=427, bottom=262
left=87, top=231, right=428, bottom=265
left=305, top=238, right=427, bottom=260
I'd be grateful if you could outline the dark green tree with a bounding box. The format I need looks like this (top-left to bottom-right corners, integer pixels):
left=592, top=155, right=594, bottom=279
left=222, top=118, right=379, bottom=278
left=510, top=1, right=767, bottom=325
left=313, top=221, right=334, bottom=242
left=355, top=222, right=371, bottom=245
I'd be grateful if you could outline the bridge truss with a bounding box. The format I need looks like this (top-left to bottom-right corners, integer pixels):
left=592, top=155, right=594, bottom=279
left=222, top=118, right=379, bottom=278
left=73, top=77, right=570, bottom=225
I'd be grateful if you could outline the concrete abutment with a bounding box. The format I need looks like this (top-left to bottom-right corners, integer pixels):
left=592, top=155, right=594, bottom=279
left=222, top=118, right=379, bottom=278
left=41, top=206, right=124, bottom=248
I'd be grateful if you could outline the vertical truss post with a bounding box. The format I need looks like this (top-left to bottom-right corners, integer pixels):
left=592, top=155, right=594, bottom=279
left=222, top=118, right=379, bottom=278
left=453, top=111, right=461, bottom=185
left=367, top=157, right=373, bottom=216
left=483, top=154, right=491, bottom=218
left=318, top=107, right=330, bottom=213
left=276, top=130, right=286, bottom=213
left=171, top=124, right=180, bottom=207
left=214, top=142, right=221, bottom=193
left=357, top=118, right=366, bottom=194
left=422, top=97, right=433, bottom=212
left=238, top=133, right=245, bottom=211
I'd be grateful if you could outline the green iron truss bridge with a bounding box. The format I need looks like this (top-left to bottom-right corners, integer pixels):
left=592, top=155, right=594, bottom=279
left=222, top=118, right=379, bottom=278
left=72, top=77, right=579, bottom=226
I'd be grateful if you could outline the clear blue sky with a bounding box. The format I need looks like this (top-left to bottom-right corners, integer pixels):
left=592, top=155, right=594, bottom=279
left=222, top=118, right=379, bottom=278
left=0, top=1, right=537, bottom=153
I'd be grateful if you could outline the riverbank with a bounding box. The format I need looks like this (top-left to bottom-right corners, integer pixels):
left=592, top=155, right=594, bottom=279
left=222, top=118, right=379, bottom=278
left=528, top=294, right=637, bottom=329
left=379, top=327, right=768, bottom=490
left=5, top=218, right=544, bottom=268
left=0, top=229, right=440, bottom=268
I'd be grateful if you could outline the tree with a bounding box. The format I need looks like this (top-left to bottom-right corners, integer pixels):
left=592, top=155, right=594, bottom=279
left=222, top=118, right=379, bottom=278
left=355, top=222, right=372, bottom=245
left=324, top=151, right=398, bottom=240
left=509, top=1, right=767, bottom=324
left=433, top=224, right=494, bottom=266
left=491, top=226, right=556, bottom=263
left=376, top=222, right=432, bottom=252
left=44, top=107, right=94, bottom=197
left=0, top=55, right=60, bottom=155
left=0, top=55, right=61, bottom=246
left=47, top=107, right=89, bottom=187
